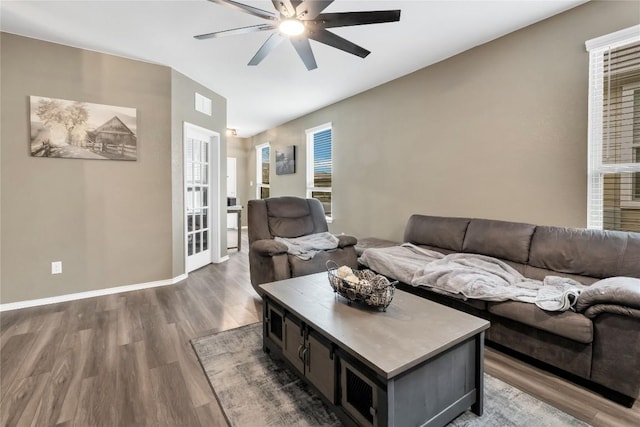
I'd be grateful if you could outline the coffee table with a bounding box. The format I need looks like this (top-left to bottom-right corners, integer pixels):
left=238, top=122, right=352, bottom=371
left=260, top=272, right=490, bottom=427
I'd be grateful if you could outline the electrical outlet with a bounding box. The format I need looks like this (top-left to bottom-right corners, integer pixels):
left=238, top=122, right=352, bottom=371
left=51, top=261, right=62, bottom=274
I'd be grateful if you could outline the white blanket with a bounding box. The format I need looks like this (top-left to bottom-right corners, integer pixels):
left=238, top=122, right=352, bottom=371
left=359, top=244, right=586, bottom=311
left=275, top=232, right=339, bottom=260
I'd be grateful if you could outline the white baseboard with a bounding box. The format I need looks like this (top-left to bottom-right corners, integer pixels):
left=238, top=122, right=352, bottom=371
left=0, top=274, right=189, bottom=312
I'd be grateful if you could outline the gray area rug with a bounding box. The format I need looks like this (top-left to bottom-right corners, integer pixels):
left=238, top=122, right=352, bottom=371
left=192, top=322, right=589, bottom=427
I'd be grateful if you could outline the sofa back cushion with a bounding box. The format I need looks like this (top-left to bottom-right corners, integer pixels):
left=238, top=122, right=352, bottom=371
left=462, top=219, right=536, bottom=264
left=620, top=233, right=640, bottom=278
left=403, top=215, right=470, bottom=251
left=529, top=226, right=640, bottom=279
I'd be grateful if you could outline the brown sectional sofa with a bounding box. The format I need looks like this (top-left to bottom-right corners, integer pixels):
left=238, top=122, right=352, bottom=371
left=358, top=214, right=640, bottom=404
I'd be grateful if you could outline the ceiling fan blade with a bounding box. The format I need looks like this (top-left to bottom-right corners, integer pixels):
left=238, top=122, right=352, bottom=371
left=206, top=0, right=278, bottom=22
left=290, top=37, right=317, bottom=70
left=295, top=0, right=334, bottom=20
left=271, top=0, right=302, bottom=18
left=248, top=33, right=285, bottom=66
left=194, top=24, right=276, bottom=40
left=306, top=28, right=370, bottom=58
left=313, top=10, right=401, bottom=28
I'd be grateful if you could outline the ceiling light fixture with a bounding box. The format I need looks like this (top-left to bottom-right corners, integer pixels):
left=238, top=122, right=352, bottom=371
left=279, top=19, right=305, bottom=36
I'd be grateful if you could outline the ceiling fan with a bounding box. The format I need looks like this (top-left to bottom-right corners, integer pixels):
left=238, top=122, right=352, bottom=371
left=195, top=0, right=401, bottom=70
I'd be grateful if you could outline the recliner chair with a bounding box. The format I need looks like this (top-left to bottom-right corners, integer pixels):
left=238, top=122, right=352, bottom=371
left=248, top=196, right=358, bottom=296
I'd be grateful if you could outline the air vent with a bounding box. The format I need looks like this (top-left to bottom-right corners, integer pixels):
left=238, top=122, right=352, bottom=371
left=195, top=92, right=212, bottom=116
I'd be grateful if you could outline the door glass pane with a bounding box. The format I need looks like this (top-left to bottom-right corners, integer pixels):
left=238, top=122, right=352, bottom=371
left=202, top=187, right=208, bottom=207
left=195, top=232, right=202, bottom=254
left=186, top=187, right=193, bottom=210
left=188, top=234, right=194, bottom=256
left=194, top=140, right=201, bottom=163
left=193, top=188, right=201, bottom=209
left=186, top=162, right=193, bottom=183
left=203, top=141, right=209, bottom=165
left=202, top=208, right=208, bottom=230
left=201, top=164, right=208, bottom=185
left=194, top=212, right=201, bottom=231
left=194, top=163, right=201, bottom=184
left=202, top=229, right=209, bottom=251
left=186, top=188, right=194, bottom=231
left=185, top=138, right=193, bottom=161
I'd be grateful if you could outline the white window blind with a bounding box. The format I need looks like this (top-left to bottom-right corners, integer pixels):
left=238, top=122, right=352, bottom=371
left=587, top=26, right=640, bottom=232
left=256, top=143, right=270, bottom=199
left=306, top=124, right=332, bottom=220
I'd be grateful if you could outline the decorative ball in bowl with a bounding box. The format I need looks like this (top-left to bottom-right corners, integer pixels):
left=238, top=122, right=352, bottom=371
left=326, top=261, right=396, bottom=311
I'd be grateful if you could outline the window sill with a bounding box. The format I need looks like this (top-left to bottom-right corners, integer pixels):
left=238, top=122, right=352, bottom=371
left=620, top=201, right=640, bottom=209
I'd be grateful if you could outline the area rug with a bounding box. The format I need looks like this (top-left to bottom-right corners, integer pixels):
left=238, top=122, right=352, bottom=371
left=191, top=323, right=588, bottom=427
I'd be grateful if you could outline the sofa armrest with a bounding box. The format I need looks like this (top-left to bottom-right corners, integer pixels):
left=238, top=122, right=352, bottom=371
left=583, top=304, right=640, bottom=320
left=576, top=276, right=640, bottom=312
left=337, top=235, right=357, bottom=248
left=354, top=237, right=400, bottom=256
left=251, top=239, right=288, bottom=256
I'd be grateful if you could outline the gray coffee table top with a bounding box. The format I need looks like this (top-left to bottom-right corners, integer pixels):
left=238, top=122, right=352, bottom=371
left=260, top=272, right=490, bottom=380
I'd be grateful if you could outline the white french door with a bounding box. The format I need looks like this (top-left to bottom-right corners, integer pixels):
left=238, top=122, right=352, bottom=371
left=184, top=123, right=220, bottom=272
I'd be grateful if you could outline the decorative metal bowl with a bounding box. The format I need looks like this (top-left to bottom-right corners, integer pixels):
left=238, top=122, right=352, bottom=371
left=326, top=261, right=396, bottom=311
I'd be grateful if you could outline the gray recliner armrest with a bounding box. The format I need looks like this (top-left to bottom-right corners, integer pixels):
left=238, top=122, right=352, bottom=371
left=251, top=239, right=288, bottom=256
left=583, top=304, right=640, bottom=319
left=576, top=276, right=640, bottom=312
left=337, top=235, right=357, bottom=248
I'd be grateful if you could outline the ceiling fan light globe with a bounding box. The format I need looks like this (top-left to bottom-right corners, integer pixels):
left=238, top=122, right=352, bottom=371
left=279, top=19, right=305, bottom=36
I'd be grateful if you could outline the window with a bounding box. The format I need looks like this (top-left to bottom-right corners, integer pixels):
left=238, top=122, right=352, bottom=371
left=306, top=123, right=332, bottom=221
left=586, top=26, right=640, bottom=232
left=256, top=143, right=270, bottom=199
left=635, top=147, right=640, bottom=200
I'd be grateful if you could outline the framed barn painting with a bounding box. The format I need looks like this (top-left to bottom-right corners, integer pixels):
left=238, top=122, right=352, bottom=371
left=29, top=96, right=137, bottom=160
left=275, top=145, right=296, bottom=175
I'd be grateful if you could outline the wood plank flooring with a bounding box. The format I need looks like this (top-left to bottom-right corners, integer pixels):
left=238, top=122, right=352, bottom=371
left=1, top=229, right=638, bottom=426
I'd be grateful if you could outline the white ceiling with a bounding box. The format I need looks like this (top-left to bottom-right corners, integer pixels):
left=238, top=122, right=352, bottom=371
left=1, top=0, right=587, bottom=137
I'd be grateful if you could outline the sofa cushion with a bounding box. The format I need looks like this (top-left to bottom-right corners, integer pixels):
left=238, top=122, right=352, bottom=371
left=268, top=216, right=314, bottom=238
left=288, top=248, right=357, bottom=277
left=403, top=215, right=470, bottom=251
left=619, top=232, right=640, bottom=278
left=266, top=196, right=310, bottom=217
left=528, top=226, right=636, bottom=279
left=488, top=301, right=593, bottom=344
left=266, top=197, right=314, bottom=238
left=523, top=265, right=599, bottom=286
left=462, top=219, right=535, bottom=264
left=355, top=237, right=399, bottom=256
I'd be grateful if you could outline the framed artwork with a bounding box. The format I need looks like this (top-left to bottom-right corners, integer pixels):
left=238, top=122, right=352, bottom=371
left=29, top=95, right=137, bottom=160
left=276, top=145, right=296, bottom=175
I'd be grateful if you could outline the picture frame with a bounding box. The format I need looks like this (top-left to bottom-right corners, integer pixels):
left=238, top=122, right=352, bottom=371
left=275, top=145, right=296, bottom=175
left=29, top=95, right=137, bottom=160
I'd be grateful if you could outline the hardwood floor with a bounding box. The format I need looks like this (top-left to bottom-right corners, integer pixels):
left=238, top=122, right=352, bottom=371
left=1, top=229, right=638, bottom=426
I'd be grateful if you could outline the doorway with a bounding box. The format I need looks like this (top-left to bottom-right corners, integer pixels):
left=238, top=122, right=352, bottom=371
left=184, top=122, right=220, bottom=272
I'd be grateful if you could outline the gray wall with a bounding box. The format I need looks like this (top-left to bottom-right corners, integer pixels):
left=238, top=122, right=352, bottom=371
left=247, top=1, right=640, bottom=241
left=171, top=70, right=227, bottom=277
left=0, top=34, right=227, bottom=304
left=1, top=33, right=172, bottom=303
